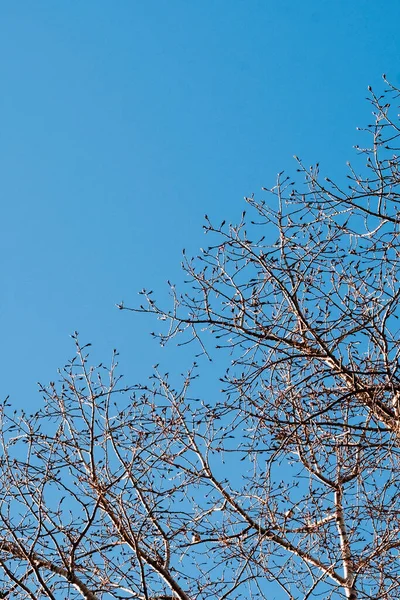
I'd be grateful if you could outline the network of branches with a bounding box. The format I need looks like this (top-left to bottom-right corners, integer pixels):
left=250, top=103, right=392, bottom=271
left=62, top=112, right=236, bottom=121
left=1, top=77, right=400, bottom=600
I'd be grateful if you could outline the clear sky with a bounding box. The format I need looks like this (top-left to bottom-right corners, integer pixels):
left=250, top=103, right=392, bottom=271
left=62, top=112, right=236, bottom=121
left=1, top=1, right=400, bottom=408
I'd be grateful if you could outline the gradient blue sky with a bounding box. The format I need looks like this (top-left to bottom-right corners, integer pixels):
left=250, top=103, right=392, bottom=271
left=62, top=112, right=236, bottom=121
left=1, top=1, right=399, bottom=407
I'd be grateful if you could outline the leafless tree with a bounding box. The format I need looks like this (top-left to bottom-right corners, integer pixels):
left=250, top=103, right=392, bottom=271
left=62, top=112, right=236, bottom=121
left=1, top=77, right=400, bottom=600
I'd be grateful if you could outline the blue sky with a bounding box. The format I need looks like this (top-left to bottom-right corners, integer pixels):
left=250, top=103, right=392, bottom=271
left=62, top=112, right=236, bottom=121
left=1, top=1, right=400, bottom=408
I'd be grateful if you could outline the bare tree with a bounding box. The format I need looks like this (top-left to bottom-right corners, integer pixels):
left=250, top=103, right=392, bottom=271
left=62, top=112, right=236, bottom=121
left=1, top=77, right=400, bottom=600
